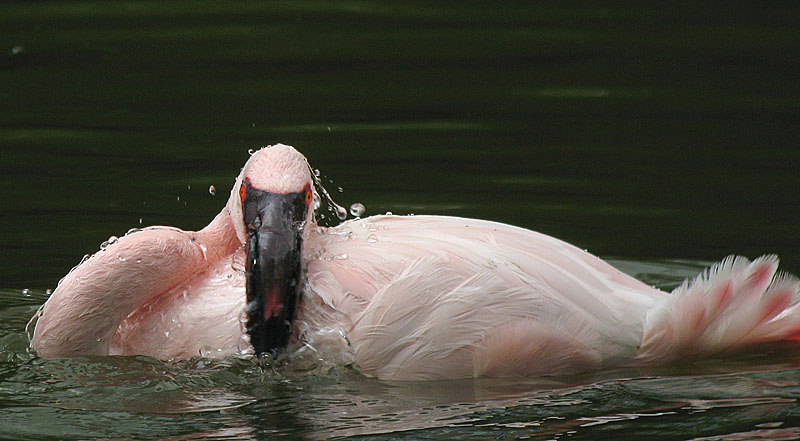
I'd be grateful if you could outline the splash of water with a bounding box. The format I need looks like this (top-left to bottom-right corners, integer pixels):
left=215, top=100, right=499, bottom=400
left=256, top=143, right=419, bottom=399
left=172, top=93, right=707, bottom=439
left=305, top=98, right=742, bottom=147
left=309, top=165, right=364, bottom=227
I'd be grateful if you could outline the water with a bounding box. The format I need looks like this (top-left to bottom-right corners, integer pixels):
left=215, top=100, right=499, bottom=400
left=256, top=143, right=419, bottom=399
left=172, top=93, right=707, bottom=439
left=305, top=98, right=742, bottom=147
left=349, top=203, right=366, bottom=218
left=2, top=1, right=800, bottom=439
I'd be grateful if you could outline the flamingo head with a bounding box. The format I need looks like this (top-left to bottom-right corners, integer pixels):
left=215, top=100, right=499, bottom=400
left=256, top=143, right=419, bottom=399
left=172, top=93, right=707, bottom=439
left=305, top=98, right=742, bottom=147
left=226, top=144, right=315, bottom=356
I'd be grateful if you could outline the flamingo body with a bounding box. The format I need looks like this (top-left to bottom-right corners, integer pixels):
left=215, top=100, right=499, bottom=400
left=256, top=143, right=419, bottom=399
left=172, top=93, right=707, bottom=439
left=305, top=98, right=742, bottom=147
left=30, top=145, right=800, bottom=381
left=301, top=215, right=664, bottom=379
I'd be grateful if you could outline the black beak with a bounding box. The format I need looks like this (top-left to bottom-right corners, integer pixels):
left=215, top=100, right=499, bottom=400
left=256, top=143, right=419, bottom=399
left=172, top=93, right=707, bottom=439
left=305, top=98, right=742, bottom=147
left=242, top=179, right=310, bottom=356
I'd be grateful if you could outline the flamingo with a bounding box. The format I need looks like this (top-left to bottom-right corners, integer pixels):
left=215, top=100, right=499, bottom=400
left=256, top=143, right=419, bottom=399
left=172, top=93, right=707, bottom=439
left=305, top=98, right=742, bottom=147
left=30, top=144, right=800, bottom=380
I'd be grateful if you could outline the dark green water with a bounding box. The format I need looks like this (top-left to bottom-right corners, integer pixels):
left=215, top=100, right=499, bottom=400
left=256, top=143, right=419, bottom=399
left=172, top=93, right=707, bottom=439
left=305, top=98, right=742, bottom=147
left=2, top=2, right=800, bottom=439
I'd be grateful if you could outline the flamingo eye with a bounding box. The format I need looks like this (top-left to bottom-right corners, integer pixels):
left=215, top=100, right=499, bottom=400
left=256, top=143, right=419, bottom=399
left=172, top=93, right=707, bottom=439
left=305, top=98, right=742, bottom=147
left=304, top=186, right=313, bottom=206
left=239, top=181, right=247, bottom=202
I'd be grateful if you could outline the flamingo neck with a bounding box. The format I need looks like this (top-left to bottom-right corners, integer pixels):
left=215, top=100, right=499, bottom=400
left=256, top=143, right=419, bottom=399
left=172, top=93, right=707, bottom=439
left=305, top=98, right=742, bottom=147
left=198, top=210, right=242, bottom=262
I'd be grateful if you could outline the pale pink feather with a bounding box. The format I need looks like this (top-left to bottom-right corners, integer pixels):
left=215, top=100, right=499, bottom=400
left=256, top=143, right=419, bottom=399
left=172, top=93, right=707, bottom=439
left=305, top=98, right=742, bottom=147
left=30, top=144, right=800, bottom=381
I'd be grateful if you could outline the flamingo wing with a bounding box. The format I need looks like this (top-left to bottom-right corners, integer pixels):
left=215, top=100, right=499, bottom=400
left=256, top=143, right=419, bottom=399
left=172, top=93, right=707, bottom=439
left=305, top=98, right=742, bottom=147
left=31, top=227, right=210, bottom=357
left=110, top=249, right=248, bottom=359
left=301, top=215, right=668, bottom=380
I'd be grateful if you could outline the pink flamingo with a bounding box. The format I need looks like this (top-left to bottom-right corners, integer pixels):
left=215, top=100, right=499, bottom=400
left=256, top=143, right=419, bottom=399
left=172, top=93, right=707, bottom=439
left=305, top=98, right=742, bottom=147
left=30, top=144, right=800, bottom=380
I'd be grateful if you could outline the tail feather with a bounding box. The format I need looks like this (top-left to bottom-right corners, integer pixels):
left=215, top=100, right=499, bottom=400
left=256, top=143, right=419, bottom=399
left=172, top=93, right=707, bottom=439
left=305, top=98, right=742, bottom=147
left=637, top=255, right=800, bottom=363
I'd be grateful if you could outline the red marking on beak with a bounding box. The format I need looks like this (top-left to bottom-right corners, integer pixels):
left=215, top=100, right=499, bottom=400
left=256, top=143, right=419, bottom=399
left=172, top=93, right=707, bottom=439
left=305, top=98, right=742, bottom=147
left=264, top=287, right=282, bottom=318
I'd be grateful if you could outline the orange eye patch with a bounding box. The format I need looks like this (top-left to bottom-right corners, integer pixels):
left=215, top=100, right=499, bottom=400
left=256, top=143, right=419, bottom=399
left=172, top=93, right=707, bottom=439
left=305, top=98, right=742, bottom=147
left=239, top=179, right=248, bottom=202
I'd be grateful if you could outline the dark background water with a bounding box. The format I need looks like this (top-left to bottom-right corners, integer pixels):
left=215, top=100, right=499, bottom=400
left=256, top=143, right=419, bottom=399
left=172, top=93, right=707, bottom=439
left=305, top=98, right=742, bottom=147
left=1, top=2, right=800, bottom=439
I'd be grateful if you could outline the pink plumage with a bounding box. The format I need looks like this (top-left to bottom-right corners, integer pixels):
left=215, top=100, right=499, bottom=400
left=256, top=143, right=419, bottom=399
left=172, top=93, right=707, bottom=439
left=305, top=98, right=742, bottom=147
left=30, top=144, right=800, bottom=380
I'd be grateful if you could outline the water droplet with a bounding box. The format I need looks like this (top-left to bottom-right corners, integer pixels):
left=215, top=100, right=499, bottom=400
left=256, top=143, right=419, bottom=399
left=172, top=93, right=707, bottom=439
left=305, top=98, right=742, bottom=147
left=337, top=186, right=343, bottom=193
left=208, top=185, right=216, bottom=196
left=100, top=236, right=118, bottom=249
left=187, top=184, right=191, bottom=190
left=334, top=253, right=348, bottom=260
left=21, top=288, right=30, bottom=296
left=248, top=149, right=255, bottom=155
left=327, top=126, right=331, bottom=132
left=349, top=203, right=365, bottom=217
left=385, top=211, right=393, bottom=216
left=164, top=331, right=170, bottom=337
left=117, top=255, right=127, bottom=262
left=135, top=258, right=142, bottom=264
left=96, top=337, right=102, bottom=342
left=176, top=196, right=180, bottom=201
left=335, top=206, right=347, bottom=220
left=138, top=218, right=143, bottom=225
left=367, top=234, right=378, bottom=243
left=45, top=289, right=52, bottom=295
left=310, top=164, right=350, bottom=227
left=11, top=46, right=24, bottom=55
left=198, top=243, right=208, bottom=260
left=126, top=227, right=142, bottom=236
